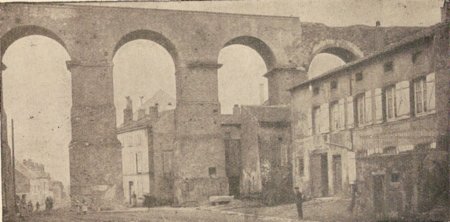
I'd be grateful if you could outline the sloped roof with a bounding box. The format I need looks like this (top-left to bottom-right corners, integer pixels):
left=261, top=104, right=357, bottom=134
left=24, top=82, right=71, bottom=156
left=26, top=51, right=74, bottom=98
left=289, top=22, right=446, bottom=91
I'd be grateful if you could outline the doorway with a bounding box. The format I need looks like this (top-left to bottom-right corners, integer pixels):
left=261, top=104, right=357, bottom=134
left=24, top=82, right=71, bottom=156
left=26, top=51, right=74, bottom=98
left=320, top=154, right=329, bottom=197
left=332, top=155, right=342, bottom=194
left=128, top=181, right=134, bottom=204
left=228, top=176, right=240, bottom=198
left=373, top=175, right=385, bottom=215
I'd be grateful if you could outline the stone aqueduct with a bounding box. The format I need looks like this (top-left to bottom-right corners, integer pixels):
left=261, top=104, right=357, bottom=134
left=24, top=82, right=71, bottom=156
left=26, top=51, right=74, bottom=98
left=0, top=3, right=422, bottom=208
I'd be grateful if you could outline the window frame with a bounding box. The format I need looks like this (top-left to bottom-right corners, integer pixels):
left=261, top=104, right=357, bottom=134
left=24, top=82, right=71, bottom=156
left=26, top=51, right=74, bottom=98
left=355, top=72, right=363, bottom=81
left=355, top=93, right=365, bottom=126
left=312, top=106, right=320, bottom=134
left=384, top=61, right=394, bottom=73
left=313, top=86, right=320, bottom=95
left=330, top=80, right=338, bottom=90
left=329, top=101, right=340, bottom=131
left=384, top=85, right=396, bottom=121
left=413, top=77, right=427, bottom=116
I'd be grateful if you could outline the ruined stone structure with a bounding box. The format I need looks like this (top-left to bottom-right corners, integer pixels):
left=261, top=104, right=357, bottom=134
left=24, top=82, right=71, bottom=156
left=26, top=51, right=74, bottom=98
left=0, top=3, right=430, bottom=212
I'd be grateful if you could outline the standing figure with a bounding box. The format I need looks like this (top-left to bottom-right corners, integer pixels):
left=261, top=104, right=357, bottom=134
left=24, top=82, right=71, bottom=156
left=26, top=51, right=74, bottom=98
left=131, top=192, right=137, bottom=207
left=27, top=201, right=33, bottom=214
left=45, top=197, right=51, bottom=211
left=20, top=194, right=28, bottom=218
left=35, top=202, right=40, bottom=211
left=294, top=187, right=304, bottom=219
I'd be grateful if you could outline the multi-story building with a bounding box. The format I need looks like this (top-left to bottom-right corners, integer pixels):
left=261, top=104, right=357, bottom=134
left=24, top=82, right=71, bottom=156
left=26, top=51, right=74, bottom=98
left=290, top=21, right=448, bottom=217
left=15, top=159, right=54, bottom=208
left=117, top=93, right=175, bottom=206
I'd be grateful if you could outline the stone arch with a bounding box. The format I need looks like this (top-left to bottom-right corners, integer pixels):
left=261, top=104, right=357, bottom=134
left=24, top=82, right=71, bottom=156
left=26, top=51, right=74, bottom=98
left=309, top=39, right=364, bottom=66
left=112, top=30, right=179, bottom=68
left=1, top=25, right=69, bottom=58
left=223, top=36, right=276, bottom=70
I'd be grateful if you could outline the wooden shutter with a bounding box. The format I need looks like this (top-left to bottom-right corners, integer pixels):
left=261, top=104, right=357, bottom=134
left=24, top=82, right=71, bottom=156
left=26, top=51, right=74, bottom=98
left=374, top=88, right=383, bottom=123
left=395, top=81, right=411, bottom=118
left=321, top=103, right=330, bottom=133
left=346, top=96, right=354, bottom=128
left=426, top=73, right=436, bottom=112
left=338, top=99, right=345, bottom=130
left=364, top=91, right=372, bottom=125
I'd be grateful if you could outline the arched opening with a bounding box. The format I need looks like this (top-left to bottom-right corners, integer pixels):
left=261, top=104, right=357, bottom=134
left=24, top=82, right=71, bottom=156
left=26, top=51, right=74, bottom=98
left=112, top=31, right=177, bottom=204
left=218, top=36, right=274, bottom=114
left=308, top=53, right=346, bottom=79
left=2, top=33, right=72, bottom=209
left=308, top=43, right=362, bottom=79
left=113, top=38, right=176, bottom=127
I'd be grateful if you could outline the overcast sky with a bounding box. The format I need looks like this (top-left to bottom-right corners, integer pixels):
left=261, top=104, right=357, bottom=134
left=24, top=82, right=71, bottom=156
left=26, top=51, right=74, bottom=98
left=2, top=0, right=444, bottom=189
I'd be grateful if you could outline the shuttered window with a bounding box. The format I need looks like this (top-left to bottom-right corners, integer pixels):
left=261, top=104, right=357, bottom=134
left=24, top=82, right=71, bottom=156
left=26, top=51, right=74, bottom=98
left=364, top=91, right=372, bottom=125
left=385, top=86, right=396, bottom=120
left=414, top=78, right=426, bottom=115
left=312, top=106, right=320, bottom=134
left=356, top=94, right=365, bottom=126
left=374, top=88, right=383, bottom=123
left=330, top=101, right=339, bottom=131
left=321, top=103, right=330, bottom=133
left=346, top=96, right=354, bottom=128
left=395, top=81, right=411, bottom=118
left=425, top=73, right=436, bottom=112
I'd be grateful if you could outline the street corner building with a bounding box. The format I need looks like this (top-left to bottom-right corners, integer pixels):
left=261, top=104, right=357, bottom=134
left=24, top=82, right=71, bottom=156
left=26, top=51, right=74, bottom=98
left=289, top=20, right=449, bottom=218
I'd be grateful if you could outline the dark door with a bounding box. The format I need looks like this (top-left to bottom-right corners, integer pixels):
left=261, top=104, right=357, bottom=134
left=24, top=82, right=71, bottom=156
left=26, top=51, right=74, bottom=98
left=320, top=154, right=329, bottom=197
left=333, top=155, right=342, bottom=194
left=373, top=175, right=385, bottom=214
left=229, top=176, right=240, bottom=198
left=310, top=154, right=322, bottom=197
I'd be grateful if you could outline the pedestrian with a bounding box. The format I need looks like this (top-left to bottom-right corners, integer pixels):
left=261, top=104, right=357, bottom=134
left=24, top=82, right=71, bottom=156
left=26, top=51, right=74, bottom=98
left=81, top=199, right=88, bottom=214
left=131, top=192, right=137, bottom=207
left=27, top=200, right=33, bottom=214
left=45, top=197, right=51, bottom=211
left=20, top=194, right=28, bottom=218
left=294, top=187, right=304, bottom=220
left=35, top=201, right=40, bottom=211
left=349, top=182, right=357, bottom=213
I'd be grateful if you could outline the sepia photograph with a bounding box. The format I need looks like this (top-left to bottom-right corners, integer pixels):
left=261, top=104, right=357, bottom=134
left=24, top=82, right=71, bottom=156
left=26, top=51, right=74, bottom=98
left=0, top=0, right=448, bottom=221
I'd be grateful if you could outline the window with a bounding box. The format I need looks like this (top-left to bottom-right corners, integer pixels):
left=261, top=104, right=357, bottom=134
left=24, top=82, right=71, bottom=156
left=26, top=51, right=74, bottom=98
left=385, top=86, right=396, bottom=120
left=297, top=157, right=304, bottom=177
left=383, top=146, right=397, bottom=154
left=330, top=101, right=340, bottom=131
left=356, top=94, right=365, bottom=125
left=391, top=172, right=400, bottom=183
left=136, top=152, right=143, bottom=173
left=414, top=78, right=427, bottom=115
left=313, top=86, right=320, bottom=95
left=384, top=61, right=393, bottom=73
left=330, top=80, right=338, bottom=90
left=412, top=51, right=422, bottom=64
left=355, top=72, right=363, bottom=81
left=208, top=167, right=217, bottom=178
left=312, top=106, right=320, bottom=134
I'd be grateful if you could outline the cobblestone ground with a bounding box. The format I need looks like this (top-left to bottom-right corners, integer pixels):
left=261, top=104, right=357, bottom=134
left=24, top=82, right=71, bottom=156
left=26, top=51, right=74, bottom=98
left=21, top=198, right=353, bottom=222
left=203, top=197, right=355, bottom=222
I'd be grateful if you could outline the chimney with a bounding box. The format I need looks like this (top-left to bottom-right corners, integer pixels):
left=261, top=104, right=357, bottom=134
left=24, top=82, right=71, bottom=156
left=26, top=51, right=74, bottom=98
left=233, top=104, right=240, bottom=116
left=148, top=104, right=159, bottom=120
left=259, top=83, right=265, bottom=104
left=374, top=21, right=385, bottom=51
left=123, top=96, right=133, bottom=124
left=137, top=108, right=146, bottom=121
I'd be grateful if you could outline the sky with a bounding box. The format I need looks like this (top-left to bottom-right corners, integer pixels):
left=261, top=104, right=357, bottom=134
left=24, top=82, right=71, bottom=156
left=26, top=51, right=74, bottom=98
left=1, top=0, right=444, bottom=190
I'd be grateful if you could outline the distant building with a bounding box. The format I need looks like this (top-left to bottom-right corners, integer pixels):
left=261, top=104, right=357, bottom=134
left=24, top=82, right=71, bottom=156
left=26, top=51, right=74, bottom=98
left=289, top=22, right=448, bottom=217
left=15, top=159, right=53, bottom=208
left=117, top=93, right=175, bottom=206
